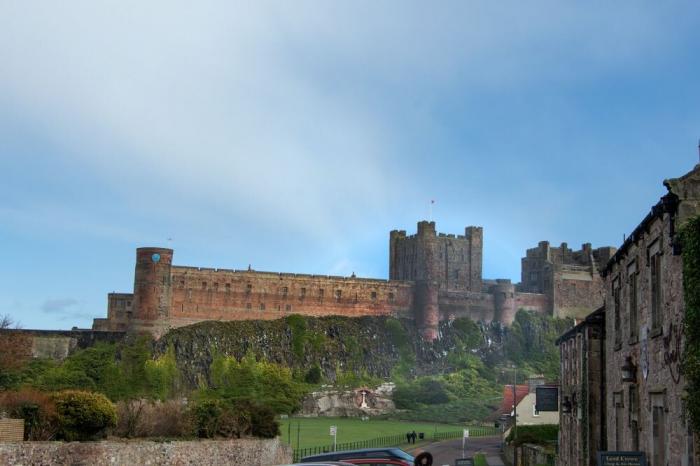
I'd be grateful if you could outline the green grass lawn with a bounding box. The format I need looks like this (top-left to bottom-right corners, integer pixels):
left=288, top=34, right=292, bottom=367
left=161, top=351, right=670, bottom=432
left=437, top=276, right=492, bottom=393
left=473, top=453, right=488, bottom=466
left=280, top=417, right=465, bottom=450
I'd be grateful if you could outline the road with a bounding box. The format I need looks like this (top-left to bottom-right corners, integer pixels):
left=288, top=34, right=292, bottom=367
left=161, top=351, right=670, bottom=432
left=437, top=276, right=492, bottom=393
left=409, top=436, right=505, bottom=466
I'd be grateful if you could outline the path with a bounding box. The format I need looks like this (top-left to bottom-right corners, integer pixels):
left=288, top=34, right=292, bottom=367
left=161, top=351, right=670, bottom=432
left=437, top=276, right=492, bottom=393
left=408, top=435, right=504, bottom=466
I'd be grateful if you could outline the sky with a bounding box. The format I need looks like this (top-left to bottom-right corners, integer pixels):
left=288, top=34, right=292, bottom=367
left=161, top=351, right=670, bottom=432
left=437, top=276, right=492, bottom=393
left=1, top=1, right=699, bottom=329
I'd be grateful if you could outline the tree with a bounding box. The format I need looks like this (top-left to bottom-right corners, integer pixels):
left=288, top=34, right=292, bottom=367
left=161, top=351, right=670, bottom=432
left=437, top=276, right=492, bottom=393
left=0, top=314, right=31, bottom=389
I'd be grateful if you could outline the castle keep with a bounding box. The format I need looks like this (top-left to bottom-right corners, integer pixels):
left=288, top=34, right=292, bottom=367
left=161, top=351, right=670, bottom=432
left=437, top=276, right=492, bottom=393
left=93, top=221, right=614, bottom=339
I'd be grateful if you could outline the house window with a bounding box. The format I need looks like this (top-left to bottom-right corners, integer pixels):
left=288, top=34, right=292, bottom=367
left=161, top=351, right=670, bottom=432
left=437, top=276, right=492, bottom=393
left=259, top=303, right=265, bottom=311
left=614, top=392, right=624, bottom=450
left=335, top=290, right=342, bottom=302
left=628, top=261, right=638, bottom=340
left=613, top=277, right=621, bottom=345
left=652, top=394, right=666, bottom=466
left=371, top=291, right=377, bottom=301
left=388, top=292, right=395, bottom=303
left=650, top=242, right=663, bottom=331
left=629, top=385, right=639, bottom=451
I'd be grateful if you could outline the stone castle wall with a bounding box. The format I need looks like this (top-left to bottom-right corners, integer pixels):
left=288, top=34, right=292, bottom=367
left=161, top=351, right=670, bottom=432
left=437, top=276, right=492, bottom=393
left=94, top=220, right=612, bottom=338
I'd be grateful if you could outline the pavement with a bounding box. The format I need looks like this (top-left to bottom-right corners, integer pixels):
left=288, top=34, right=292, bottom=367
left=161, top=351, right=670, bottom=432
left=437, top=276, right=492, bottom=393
left=408, top=435, right=504, bottom=466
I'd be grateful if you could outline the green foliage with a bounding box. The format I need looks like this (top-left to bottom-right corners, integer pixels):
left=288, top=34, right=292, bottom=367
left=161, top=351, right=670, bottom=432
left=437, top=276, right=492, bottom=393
left=334, top=366, right=383, bottom=389
left=682, top=215, right=700, bottom=431
left=304, top=365, right=322, bottom=384
left=287, top=314, right=307, bottom=360
left=393, top=378, right=449, bottom=408
left=506, top=424, right=559, bottom=446
left=208, top=353, right=306, bottom=414
left=52, top=390, right=117, bottom=441
left=189, top=398, right=278, bottom=439
left=505, top=310, right=573, bottom=380
left=451, top=318, right=483, bottom=349
left=144, top=345, right=181, bottom=400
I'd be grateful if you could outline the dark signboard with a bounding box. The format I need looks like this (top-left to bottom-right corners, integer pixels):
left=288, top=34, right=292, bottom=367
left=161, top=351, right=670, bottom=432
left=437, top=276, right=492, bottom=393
left=455, top=459, right=474, bottom=466
left=597, top=451, right=647, bottom=466
left=535, top=385, right=559, bottom=412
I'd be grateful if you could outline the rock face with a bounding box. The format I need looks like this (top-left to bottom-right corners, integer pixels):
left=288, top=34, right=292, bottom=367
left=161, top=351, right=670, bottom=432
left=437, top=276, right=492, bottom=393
left=300, top=383, right=396, bottom=417
left=154, top=315, right=503, bottom=388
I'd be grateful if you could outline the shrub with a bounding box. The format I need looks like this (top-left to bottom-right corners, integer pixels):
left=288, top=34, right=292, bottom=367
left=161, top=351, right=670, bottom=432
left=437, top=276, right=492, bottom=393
left=190, top=397, right=278, bottom=439
left=52, top=390, right=117, bottom=440
left=0, top=389, right=59, bottom=440
left=506, top=424, right=559, bottom=446
left=116, top=399, right=192, bottom=438
left=304, top=365, right=322, bottom=384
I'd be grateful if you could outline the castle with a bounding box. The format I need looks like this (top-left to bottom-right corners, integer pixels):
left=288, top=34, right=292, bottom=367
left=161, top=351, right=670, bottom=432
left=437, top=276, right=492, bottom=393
left=92, top=221, right=615, bottom=339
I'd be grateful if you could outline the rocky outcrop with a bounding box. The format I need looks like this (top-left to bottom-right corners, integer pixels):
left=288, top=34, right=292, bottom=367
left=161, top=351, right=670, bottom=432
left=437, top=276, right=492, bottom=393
left=300, top=383, right=396, bottom=417
left=154, top=316, right=504, bottom=388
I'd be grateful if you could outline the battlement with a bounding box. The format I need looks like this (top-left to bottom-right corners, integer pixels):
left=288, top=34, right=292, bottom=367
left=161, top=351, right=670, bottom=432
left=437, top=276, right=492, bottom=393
left=171, top=266, right=407, bottom=284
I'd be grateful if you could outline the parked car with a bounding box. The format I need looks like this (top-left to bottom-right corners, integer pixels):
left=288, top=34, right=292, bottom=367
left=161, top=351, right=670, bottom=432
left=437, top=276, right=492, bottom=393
left=278, top=462, right=356, bottom=466
left=342, top=459, right=412, bottom=466
left=299, top=448, right=414, bottom=466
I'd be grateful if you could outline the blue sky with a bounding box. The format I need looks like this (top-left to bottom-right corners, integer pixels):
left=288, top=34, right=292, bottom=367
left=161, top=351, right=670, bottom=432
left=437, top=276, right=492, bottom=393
left=1, top=1, right=699, bottom=329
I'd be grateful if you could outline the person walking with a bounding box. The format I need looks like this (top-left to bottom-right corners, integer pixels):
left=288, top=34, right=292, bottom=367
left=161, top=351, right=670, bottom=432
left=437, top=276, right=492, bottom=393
left=411, top=430, right=417, bottom=444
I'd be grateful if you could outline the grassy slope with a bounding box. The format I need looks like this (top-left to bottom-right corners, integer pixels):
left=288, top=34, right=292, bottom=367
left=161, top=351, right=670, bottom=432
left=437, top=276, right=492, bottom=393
left=280, top=417, right=464, bottom=449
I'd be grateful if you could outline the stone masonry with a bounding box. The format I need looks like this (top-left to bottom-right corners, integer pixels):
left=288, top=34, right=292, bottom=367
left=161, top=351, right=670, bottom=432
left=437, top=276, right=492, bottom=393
left=93, top=221, right=613, bottom=339
left=601, top=163, right=700, bottom=466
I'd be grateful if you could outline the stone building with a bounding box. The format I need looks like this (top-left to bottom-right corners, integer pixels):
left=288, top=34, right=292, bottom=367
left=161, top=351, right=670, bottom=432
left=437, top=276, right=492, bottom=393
left=93, top=221, right=611, bottom=339
left=556, top=307, right=606, bottom=466
left=601, top=163, right=700, bottom=466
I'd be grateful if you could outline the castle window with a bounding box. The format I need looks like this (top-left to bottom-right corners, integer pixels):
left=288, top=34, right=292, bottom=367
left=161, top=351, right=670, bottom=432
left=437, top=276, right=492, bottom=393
left=388, top=292, right=395, bottom=303
left=225, top=283, right=231, bottom=293
left=282, top=286, right=288, bottom=297
left=454, top=270, right=460, bottom=279
left=335, top=290, right=342, bottom=302
left=180, top=280, right=185, bottom=287
left=259, top=303, right=265, bottom=311
left=371, top=291, right=377, bottom=301
left=286, top=304, right=292, bottom=312
left=126, top=301, right=131, bottom=307
left=246, top=302, right=252, bottom=310
left=202, top=281, right=207, bottom=290
left=246, top=283, right=252, bottom=294
left=319, top=289, right=325, bottom=298
left=300, top=288, right=306, bottom=298
left=213, top=283, right=218, bottom=291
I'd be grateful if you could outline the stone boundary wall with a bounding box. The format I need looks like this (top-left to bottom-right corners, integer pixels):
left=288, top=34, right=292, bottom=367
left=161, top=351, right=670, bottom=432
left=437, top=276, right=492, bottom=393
left=0, top=437, right=292, bottom=466
left=0, top=419, right=24, bottom=442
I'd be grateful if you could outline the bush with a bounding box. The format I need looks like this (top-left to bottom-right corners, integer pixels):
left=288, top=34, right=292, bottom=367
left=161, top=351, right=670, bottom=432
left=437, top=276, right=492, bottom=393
left=115, top=399, right=192, bottom=438
left=52, top=390, right=117, bottom=440
left=506, top=424, right=559, bottom=446
left=304, top=365, right=322, bottom=384
left=190, top=397, right=278, bottom=439
left=0, top=389, right=59, bottom=440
